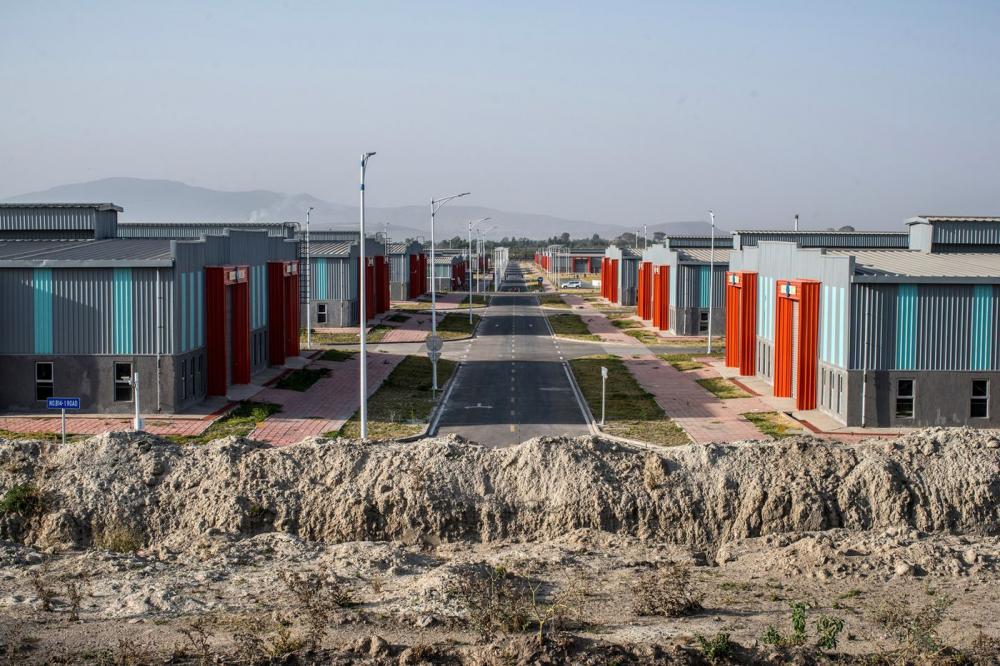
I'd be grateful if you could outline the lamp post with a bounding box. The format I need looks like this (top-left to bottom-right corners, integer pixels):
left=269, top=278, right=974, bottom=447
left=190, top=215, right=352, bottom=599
left=707, top=210, right=716, bottom=355
left=467, top=217, right=490, bottom=323
left=430, top=192, right=470, bottom=392
left=305, top=206, right=314, bottom=350
left=477, top=223, right=495, bottom=302
left=359, top=152, right=376, bottom=439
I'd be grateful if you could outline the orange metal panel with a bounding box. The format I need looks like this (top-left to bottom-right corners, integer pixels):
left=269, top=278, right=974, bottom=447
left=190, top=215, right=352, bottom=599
left=738, top=272, right=758, bottom=376
left=725, top=277, right=740, bottom=368
left=773, top=278, right=820, bottom=407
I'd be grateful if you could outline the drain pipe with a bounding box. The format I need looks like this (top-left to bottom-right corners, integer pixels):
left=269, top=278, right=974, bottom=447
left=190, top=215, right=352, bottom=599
left=861, top=295, right=870, bottom=427
left=155, top=268, right=162, bottom=413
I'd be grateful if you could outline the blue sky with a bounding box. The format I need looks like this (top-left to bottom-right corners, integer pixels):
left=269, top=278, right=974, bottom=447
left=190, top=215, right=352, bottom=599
left=2, top=1, right=999, bottom=228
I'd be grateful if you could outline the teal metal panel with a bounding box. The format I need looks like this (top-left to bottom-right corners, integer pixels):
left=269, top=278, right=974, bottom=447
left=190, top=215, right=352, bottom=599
left=698, top=265, right=710, bottom=308
left=32, top=268, right=53, bottom=354
left=895, top=284, right=917, bottom=369
left=180, top=272, right=188, bottom=352
left=113, top=268, right=133, bottom=354
left=188, top=271, right=196, bottom=351
left=316, top=258, right=329, bottom=300
left=971, top=284, right=993, bottom=370
left=837, top=286, right=846, bottom=367
left=197, top=270, right=204, bottom=347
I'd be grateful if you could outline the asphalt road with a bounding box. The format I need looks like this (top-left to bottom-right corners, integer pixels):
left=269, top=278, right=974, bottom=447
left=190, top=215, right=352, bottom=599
left=433, top=264, right=592, bottom=447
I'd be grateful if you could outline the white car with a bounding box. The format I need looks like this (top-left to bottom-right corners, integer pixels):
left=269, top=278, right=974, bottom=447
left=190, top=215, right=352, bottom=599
left=561, top=280, right=583, bottom=289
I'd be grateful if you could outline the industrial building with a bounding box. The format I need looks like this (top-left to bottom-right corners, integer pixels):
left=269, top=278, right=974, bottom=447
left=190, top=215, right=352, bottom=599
left=0, top=204, right=300, bottom=415
left=386, top=241, right=428, bottom=301
left=535, top=245, right=604, bottom=274
left=600, top=245, right=642, bottom=305
left=430, top=253, right=467, bottom=293
left=726, top=216, right=1000, bottom=428
left=306, top=236, right=390, bottom=328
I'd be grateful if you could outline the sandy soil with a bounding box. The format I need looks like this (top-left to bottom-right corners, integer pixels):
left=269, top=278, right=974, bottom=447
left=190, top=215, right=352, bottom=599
left=1, top=428, right=999, bottom=664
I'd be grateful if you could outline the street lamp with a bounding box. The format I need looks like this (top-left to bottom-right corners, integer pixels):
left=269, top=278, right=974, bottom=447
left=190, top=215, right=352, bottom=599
left=430, top=192, right=470, bottom=392
left=359, top=152, right=376, bottom=439
left=476, top=223, right=496, bottom=303
left=707, top=210, right=716, bottom=355
left=305, top=206, right=314, bottom=351
left=468, top=217, right=490, bottom=324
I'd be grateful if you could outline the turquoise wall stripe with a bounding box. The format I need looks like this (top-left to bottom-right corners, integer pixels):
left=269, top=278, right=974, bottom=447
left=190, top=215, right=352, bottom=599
left=250, top=267, right=256, bottom=328
left=699, top=265, right=710, bottom=308
left=113, top=268, right=133, bottom=354
left=895, top=284, right=917, bottom=369
left=197, top=271, right=204, bottom=347
left=262, top=267, right=268, bottom=323
left=820, top=285, right=829, bottom=363
left=180, top=272, right=188, bottom=352
left=33, top=268, right=53, bottom=354
left=971, top=284, right=993, bottom=370
left=837, top=287, right=846, bottom=367
left=316, top=258, right=329, bottom=300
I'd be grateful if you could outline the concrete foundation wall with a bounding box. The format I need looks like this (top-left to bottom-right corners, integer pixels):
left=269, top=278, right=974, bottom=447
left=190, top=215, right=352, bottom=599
left=846, top=370, right=1000, bottom=428
left=670, top=306, right=725, bottom=336
left=310, top=299, right=357, bottom=328
left=390, top=282, right=409, bottom=301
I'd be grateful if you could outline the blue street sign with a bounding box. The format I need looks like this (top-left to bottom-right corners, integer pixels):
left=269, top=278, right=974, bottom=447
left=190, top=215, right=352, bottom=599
left=47, top=397, right=80, bottom=410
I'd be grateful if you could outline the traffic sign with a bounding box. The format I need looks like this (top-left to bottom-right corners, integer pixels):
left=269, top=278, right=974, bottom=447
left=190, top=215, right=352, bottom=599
left=47, top=397, right=80, bottom=410
left=426, top=334, right=443, bottom=353
left=428, top=349, right=442, bottom=363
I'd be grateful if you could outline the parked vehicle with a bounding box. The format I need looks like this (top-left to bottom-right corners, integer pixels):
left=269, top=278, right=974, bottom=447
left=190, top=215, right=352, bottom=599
left=561, top=280, right=583, bottom=288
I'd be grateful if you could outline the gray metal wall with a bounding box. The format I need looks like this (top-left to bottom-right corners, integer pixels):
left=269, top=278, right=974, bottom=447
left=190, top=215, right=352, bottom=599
left=932, top=220, right=1000, bottom=247
left=117, top=222, right=295, bottom=239
left=847, top=369, right=1000, bottom=428
left=734, top=231, right=908, bottom=249
left=0, top=206, right=117, bottom=240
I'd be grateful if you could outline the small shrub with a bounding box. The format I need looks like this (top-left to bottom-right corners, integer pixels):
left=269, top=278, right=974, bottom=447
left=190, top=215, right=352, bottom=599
left=0, top=484, right=40, bottom=516
left=93, top=523, right=142, bottom=553
left=760, top=625, right=783, bottom=646
left=695, top=632, right=734, bottom=662
left=815, top=614, right=844, bottom=650
left=30, top=570, right=56, bottom=612
left=632, top=561, right=702, bottom=617
left=64, top=577, right=88, bottom=621
left=177, top=616, right=215, bottom=665
left=789, top=601, right=808, bottom=645
left=447, top=564, right=537, bottom=641
left=870, top=592, right=954, bottom=656
left=282, top=569, right=354, bottom=648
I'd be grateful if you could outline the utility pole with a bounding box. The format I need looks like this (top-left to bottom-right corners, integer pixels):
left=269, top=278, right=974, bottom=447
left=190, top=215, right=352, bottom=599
left=305, top=206, right=314, bottom=350
left=430, top=192, right=471, bottom=391
left=644, top=224, right=648, bottom=250
left=794, top=214, right=799, bottom=231
left=359, top=152, right=376, bottom=439
left=468, top=219, right=474, bottom=324
left=707, top=210, right=716, bottom=355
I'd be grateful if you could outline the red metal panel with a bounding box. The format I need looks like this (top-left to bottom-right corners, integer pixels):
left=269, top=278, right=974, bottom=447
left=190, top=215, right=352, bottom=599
left=374, top=256, right=389, bottom=314
left=205, top=267, right=227, bottom=396
left=640, top=261, right=652, bottom=320
left=284, top=270, right=300, bottom=358
left=774, top=285, right=793, bottom=398
left=797, top=281, right=820, bottom=410
left=653, top=266, right=670, bottom=331
left=738, top=273, right=758, bottom=376
left=267, top=262, right=287, bottom=367
left=232, top=278, right=251, bottom=384
left=725, top=277, right=740, bottom=368
left=610, top=259, right=619, bottom=303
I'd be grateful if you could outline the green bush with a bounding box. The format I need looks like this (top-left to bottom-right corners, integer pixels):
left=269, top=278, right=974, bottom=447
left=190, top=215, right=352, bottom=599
left=0, top=484, right=40, bottom=516
left=695, top=632, right=734, bottom=662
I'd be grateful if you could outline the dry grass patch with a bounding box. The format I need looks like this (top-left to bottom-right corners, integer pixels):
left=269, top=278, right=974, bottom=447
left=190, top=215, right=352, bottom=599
left=696, top=377, right=751, bottom=399
left=547, top=313, right=600, bottom=341
left=570, top=355, right=689, bottom=445
left=743, top=411, right=800, bottom=439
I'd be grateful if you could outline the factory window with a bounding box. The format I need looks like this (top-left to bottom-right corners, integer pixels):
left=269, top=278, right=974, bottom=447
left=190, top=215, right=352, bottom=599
left=180, top=360, right=187, bottom=401
left=699, top=311, right=709, bottom=333
left=317, top=303, right=327, bottom=324
left=895, top=379, right=914, bottom=419
left=35, top=362, right=54, bottom=401
left=114, top=362, right=134, bottom=402
left=971, top=380, right=989, bottom=418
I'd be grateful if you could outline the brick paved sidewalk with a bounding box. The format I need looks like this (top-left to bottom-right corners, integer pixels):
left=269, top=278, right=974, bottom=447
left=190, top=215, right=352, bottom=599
left=0, top=415, right=212, bottom=437
left=249, top=352, right=404, bottom=445
left=381, top=311, right=437, bottom=343
left=624, top=354, right=771, bottom=444
left=561, top=294, right=639, bottom=345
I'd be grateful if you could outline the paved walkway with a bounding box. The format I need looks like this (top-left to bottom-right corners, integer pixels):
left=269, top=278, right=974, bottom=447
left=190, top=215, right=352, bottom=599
left=0, top=415, right=213, bottom=437
left=380, top=310, right=440, bottom=343
left=561, top=294, right=637, bottom=344
left=624, top=354, right=771, bottom=444
left=249, top=351, right=404, bottom=445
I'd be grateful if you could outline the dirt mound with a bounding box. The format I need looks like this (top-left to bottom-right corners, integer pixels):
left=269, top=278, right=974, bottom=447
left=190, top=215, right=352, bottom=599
left=1, top=428, right=998, bottom=553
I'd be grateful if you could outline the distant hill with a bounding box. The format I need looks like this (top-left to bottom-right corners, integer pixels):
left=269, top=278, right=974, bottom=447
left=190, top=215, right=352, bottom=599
left=4, top=177, right=718, bottom=241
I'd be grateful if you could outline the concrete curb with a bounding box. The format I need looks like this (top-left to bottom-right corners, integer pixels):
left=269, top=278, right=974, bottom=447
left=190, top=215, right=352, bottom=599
left=420, top=360, right=464, bottom=440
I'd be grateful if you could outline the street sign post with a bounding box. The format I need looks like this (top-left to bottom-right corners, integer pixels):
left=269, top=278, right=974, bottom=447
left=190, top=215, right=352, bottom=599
left=47, top=397, right=80, bottom=444
left=426, top=335, right=444, bottom=392
left=600, top=367, right=608, bottom=426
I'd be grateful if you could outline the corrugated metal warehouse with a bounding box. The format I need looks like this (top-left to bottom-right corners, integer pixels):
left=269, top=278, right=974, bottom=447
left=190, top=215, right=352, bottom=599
left=387, top=241, right=428, bottom=300
left=727, top=216, right=1000, bottom=427
left=535, top=245, right=604, bottom=273
left=600, top=245, right=642, bottom=305
left=306, top=236, right=390, bottom=328
left=430, top=253, right=467, bottom=293
left=0, top=204, right=300, bottom=415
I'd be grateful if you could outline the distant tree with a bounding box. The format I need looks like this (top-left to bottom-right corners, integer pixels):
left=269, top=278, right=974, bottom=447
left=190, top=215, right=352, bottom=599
left=591, top=233, right=602, bottom=243
left=559, top=232, right=571, bottom=243
left=653, top=231, right=666, bottom=242
left=838, top=225, right=856, bottom=232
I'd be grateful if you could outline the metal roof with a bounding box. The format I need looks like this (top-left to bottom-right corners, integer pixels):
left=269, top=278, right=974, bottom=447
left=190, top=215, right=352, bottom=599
left=309, top=241, right=354, bottom=257
left=0, top=202, right=123, bottom=212
left=387, top=242, right=422, bottom=254
left=433, top=255, right=463, bottom=264
left=0, top=239, right=172, bottom=266
left=906, top=216, right=1000, bottom=225
left=678, top=248, right=732, bottom=263
left=118, top=221, right=295, bottom=239
left=826, top=249, right=1000, bottom=279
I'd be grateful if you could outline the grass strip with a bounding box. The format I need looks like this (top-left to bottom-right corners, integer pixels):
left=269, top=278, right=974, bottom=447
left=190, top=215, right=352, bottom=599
left=696, top=378, right=751, bottom=399
left=305, top=325, right=393, bottom=345
left=459, top=294, right=491, bottom=306
left=659, top=353, right=707, bottom=372
left=331, top=355, right=457, bottom=439
left=569, top=355, right=689, bottom=445
left=438, top=312, right=481, bottom=339
left=275, top=367, right=330, bottom=392
left=742, top=411, right=800, bottom=439
left=320, top=349, right=355, bottom=362
left=624, top=329, right=661, bottom=345
left=536, top=293, right=570, bottom=308
left=547, top=313, right=600, bottom=341
left=166, top=402, right=281, bottom=445
left=611, top=319, right=642, bottom=329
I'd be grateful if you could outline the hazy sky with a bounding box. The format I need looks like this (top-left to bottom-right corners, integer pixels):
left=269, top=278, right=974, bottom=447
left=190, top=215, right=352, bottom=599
left=2, top=1, right=999, bottom=229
